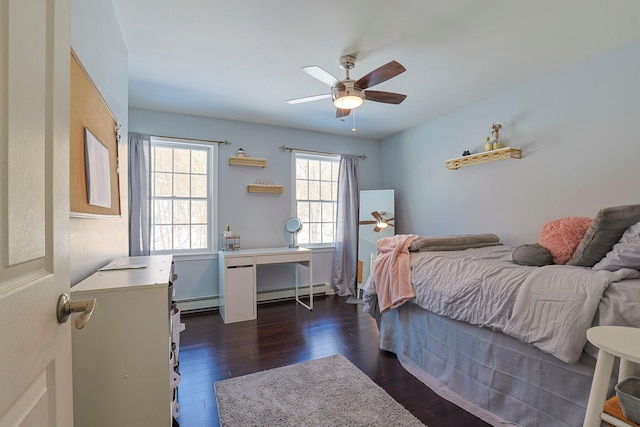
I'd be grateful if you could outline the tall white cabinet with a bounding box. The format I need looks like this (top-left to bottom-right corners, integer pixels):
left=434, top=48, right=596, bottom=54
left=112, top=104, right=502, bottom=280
left=71, top=255, right=177, bottom=427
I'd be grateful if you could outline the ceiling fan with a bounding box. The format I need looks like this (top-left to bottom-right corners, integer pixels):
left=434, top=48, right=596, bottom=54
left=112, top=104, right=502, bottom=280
left=360, top=211, right=395, bottom=232
left=287, top=55, right=407, bottom=118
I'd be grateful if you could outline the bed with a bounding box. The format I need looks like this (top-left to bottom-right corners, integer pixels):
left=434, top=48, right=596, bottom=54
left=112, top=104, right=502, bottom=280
left=363, top=206, right=640, bottom=427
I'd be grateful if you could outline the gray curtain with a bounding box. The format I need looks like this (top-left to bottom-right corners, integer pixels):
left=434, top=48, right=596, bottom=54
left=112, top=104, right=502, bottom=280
left=128, top=132, right=151, bottom=256
left=331, top=155, right=360, bottom=296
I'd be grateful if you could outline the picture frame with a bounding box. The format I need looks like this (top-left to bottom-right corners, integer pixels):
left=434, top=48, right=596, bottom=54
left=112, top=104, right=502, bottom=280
left=84, top=127, right=112, bottom=209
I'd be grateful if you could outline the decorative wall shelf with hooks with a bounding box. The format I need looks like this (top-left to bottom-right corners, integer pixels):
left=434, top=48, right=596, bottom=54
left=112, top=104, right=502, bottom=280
left=247, top=184, right=284, bottom=194
left=446, top=147, right=522, bottom=170
left=229, top=156, right=267, bottom=168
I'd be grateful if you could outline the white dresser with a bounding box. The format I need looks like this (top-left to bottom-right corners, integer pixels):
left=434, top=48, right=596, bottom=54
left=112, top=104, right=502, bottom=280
left=71, top=255, right=178, bottom=427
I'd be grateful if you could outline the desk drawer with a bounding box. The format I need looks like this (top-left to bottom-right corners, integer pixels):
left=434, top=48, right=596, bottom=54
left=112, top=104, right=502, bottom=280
left=256, top=253, right=309, bottom=265
left=226, top=256, right=254, bottom=267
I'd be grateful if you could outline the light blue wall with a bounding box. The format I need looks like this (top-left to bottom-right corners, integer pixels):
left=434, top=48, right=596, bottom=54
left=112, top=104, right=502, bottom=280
left=130, top=108, right=382, bottom=246
left=129, top=108, right=382, bottom=306
left=70, top=0, right=129, bottom=284
left=381, top=39, right=640, bottom=246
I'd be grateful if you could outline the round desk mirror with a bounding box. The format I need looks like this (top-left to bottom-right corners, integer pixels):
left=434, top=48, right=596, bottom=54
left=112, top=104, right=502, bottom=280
left=285, top=217, right=302, bottom=248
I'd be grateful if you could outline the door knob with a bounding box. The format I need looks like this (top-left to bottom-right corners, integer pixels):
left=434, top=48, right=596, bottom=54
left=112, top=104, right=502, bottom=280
left=57, top=293, right=96, bottom=329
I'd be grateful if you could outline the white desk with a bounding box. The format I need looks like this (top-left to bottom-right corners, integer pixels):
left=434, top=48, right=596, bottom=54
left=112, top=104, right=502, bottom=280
left=583, top=326, right=640, bottom=427
left=218, top=247, right=313, bottom=323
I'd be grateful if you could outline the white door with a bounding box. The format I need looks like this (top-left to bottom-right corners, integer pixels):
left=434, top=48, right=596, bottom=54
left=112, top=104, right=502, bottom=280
left=0, top=0, right=73, bottom=426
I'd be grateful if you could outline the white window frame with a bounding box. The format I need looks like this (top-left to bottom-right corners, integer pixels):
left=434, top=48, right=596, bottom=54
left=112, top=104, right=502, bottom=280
left=291, top=151, right=340, bottom=248
left=149, top=136, right=218, bottom=255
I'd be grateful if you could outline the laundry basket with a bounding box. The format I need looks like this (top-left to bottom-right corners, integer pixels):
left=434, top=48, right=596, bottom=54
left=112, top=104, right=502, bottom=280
left=616, top=377, right=640, bottom=424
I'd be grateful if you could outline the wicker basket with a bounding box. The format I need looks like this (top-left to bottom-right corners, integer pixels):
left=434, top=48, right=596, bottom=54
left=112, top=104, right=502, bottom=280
left=616, top=377, right=640, bottom=424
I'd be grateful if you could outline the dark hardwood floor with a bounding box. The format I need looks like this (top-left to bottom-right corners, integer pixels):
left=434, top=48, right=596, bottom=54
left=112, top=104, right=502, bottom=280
left=175, top=295, right=491, bottom=427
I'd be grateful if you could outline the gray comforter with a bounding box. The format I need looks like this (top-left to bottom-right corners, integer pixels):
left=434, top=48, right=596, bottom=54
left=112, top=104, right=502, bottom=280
left=365, top=245, right=640, bottom=363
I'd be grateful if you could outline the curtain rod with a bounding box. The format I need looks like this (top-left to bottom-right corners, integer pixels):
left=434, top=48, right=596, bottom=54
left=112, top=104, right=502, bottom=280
left=279, top=145, right=366, bottom=160
left=152, top=134, right=231, bottom=145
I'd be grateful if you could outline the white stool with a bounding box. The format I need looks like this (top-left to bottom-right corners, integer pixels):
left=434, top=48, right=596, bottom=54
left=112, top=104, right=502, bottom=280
left=583, top=326, right=640, bottom=427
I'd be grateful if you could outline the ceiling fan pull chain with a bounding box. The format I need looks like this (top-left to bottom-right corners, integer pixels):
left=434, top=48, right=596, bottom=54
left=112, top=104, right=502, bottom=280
left=352, top=110, right=357, bottom=132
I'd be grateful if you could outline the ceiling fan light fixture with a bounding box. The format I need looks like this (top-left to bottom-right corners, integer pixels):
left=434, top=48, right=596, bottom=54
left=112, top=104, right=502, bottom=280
left=332, top=83, right=364, bottom=109
left=333, top=91, right=364, bottom=110
left=332, top=93, right=364, bottom=109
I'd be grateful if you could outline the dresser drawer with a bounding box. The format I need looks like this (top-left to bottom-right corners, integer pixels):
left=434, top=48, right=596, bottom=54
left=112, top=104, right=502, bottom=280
left=225, top=256, right=254, bottom=267
left=256, top=253, right=309, bottom=265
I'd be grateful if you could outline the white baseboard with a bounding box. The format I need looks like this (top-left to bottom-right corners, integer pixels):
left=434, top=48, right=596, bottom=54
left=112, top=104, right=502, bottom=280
left=176, top=282, right=330, bottom=313
left=256, top=282, right=330, bottom=303
left=176, top=296, right=219, bottom=313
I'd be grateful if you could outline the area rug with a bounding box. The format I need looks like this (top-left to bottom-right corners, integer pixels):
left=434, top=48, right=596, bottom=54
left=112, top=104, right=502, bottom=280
left=214, top=354, right=425, bottom=426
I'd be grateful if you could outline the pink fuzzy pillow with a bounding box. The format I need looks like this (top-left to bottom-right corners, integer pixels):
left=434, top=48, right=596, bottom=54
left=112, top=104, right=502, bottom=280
left=538, top=216, right=593, bottom=264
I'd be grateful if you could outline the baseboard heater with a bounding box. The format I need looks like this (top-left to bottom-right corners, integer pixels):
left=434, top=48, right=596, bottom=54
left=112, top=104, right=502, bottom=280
left=177, top=282, right=330, bottom=313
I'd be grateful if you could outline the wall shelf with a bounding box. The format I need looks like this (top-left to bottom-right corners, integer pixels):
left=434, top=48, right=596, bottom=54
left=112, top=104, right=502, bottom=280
left=446, top=147, right=522, bottom=170
left=229, top=156, right=267, bottom=168
left=247, top=184, right=283, bottom=194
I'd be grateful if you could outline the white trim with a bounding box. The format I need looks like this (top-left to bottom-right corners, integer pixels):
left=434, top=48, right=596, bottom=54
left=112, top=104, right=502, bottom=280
left=176, top=282, right=330, bottom=313
left=301, top=244, right=335, bottom=252
left=291, top=151, right=340, bottom=246
left=70, top=211, right=121, bottom=219
left=176, top=296, right=219, bottom=312
left=148, top=136, right=218, bottom=254
left=210, top=143, right=219, bottom=251
left=256, top=282, right=329, bottom=303
left=172, top=252, right=218, bottom=261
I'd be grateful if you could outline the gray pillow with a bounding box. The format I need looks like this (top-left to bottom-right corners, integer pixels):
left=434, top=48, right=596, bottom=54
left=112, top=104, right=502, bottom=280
left=568, top=203, right=640, bottom=267
left=592, top=221, right=640, bottom=271
left=512, top=243, right=554, bottom=266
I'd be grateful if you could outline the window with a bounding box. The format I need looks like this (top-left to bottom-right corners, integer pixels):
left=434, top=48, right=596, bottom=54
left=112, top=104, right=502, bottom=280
left=294, top=152, right=340, bottom=245
left=150, top=137, right=217, bottom=253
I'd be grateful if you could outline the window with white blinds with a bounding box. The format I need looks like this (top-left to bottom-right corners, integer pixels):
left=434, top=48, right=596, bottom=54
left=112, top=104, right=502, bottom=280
left=293, top=152, right=340, bottom=245
left=149, top=137, right=217, bottom=253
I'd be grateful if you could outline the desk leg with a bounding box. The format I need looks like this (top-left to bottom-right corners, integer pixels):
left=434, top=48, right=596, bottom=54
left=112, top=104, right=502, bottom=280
left=583, top=350, right=615, bottom=427
left=295, top=260, right=313, bottom=311
left=294, top=264, right=299, bottom=302
left=309, top=257, right=313, bottom=310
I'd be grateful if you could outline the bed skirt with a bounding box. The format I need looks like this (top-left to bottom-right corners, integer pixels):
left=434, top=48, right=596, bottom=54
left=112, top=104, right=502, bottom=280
left=377, top=300, right=613, bottom=427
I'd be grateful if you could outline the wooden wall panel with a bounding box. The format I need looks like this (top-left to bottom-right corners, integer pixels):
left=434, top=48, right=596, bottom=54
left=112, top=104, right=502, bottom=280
left=69, top=51, right=120, bottom=216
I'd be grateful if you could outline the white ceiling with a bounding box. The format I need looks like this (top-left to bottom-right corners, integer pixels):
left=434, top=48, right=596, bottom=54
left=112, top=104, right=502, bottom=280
left=111, top=0, right=640, bottom=140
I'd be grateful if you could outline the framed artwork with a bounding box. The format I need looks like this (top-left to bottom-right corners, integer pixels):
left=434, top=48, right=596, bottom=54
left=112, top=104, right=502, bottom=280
left=84, top=127, right=111, bottom=209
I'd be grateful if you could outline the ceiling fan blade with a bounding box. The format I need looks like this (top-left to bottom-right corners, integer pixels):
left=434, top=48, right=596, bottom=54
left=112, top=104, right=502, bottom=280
left=373, top=225, right=382, bottom=232
left=359, top=220, right=377, bottom=225
left=286, top=93, right=332, bottom=104
left=356, top=61, right=406, bottom=90
left=364, top=90, right=407, bottom=105
left=303, top=66, right=340, bottom=87
left=336, top=108, right=351, bottom=118
left=371, top=211, right=383, bottom=221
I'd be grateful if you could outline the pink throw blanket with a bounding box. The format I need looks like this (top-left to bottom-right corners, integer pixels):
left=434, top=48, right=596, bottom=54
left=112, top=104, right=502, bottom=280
left=373, top=234, right=419, bottom=313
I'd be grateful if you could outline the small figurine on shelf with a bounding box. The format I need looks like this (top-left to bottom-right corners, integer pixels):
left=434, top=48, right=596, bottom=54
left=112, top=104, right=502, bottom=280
left=485, top=137, right=493, bottom=151
left=491, top=123, right=502, bottom=150
left=462, top=150, right=471, bottom=156
left=236, top=148, right=246, bottom=157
